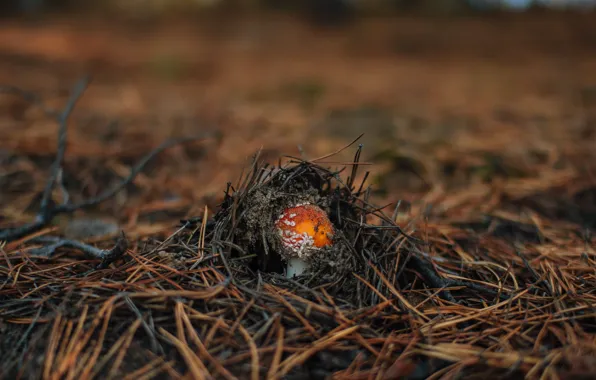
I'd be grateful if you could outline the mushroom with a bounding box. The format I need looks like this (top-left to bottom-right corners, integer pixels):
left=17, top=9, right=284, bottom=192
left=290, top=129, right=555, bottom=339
left=274, top=202, right=334, bottom=278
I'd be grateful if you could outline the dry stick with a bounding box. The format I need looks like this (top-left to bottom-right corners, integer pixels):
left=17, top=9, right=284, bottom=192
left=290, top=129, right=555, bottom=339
left=308, top=133, right=364, bottom=163
left=347, top=143, right=363, bottom=190
left=55, top=136, right=207, bottom=214
left=1, top=136, right=207, bottom=257
left=0, top=79, right=209, bottom=244
left=39, top=76, right=90, bottom=218
left=0, top=77, right=89, bottom=242
left=406, top=255, right=457, bottom=303
left=29, top=232, right=128, bottom=269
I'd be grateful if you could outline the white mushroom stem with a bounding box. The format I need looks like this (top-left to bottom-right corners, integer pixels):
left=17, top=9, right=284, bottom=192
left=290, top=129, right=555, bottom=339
left=286, top=257, right=309, bottom=278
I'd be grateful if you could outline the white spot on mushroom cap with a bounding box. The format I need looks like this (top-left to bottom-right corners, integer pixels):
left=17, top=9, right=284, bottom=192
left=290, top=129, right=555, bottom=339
left=275, top=202, right=330, bottom=260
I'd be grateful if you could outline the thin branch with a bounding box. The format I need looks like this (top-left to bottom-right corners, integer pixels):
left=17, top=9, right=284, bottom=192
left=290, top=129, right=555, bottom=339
left=29, top=231, right=128, bottom=268
left=0, top=136, right=207, bottom=243
left=303, top=133, right=364, bottom=163
left=0, top=80, right=210, bottom=244
left=39, top=76, right=90, bottom=217
left=54, top=136, right=204, bottom=213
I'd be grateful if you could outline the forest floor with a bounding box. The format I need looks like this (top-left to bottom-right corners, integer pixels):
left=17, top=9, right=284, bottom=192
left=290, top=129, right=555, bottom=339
left=0, top=11, right=595, bottom=379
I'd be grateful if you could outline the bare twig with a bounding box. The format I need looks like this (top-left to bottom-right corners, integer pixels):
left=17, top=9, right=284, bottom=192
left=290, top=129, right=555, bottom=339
left=29, top=231, right=128, bottom=268
left=39, top=76, right=90, bottom=218
left=0, top=81, right=208, bottom=259
left=53, top=137, right=203, bottom=214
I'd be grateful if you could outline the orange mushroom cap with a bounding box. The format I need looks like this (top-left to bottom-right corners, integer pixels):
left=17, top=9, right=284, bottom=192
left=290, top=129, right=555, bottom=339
left=275, top=203, right=334, bottom=258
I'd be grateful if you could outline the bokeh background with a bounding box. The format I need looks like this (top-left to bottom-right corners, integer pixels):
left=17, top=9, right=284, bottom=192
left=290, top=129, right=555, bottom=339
left=1, top=0, right=596, bottom=223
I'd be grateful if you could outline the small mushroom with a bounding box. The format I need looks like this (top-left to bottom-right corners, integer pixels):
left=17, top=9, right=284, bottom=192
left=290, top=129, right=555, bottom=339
left=274, top=202, right=334, bottom=278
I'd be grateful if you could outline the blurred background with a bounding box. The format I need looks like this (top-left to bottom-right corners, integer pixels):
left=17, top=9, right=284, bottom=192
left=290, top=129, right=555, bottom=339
left=1, top=0, right=596, bottom=221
